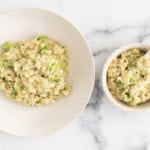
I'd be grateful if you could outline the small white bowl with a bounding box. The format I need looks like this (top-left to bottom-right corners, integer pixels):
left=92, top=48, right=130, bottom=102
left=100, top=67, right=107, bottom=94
left=102, top=43, right=150, bottom=111
left=0, top=8, right=95, bottom=137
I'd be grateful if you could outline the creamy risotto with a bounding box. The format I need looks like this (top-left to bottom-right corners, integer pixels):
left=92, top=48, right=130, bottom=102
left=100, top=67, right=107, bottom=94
left=107, top=48, right=150, bottom=106
left=0, top=36, right=71, bottom=106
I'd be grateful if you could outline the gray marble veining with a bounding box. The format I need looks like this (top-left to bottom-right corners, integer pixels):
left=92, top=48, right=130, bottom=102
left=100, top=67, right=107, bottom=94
left=77, top=18, right=150, bottom=150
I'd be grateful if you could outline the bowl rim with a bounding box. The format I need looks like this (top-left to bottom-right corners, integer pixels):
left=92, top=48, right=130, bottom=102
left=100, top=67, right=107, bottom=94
left=0, top=7, right=95, bottom=137
left=102, top=43, right=150, bottom=111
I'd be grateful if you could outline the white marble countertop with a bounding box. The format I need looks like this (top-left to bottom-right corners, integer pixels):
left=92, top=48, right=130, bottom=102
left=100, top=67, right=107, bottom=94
left=1, top=0, right=150, bottom=149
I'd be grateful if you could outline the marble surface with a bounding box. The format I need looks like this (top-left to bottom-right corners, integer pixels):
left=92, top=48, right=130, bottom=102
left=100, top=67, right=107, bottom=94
left=1, top=0, right=150, bottom=149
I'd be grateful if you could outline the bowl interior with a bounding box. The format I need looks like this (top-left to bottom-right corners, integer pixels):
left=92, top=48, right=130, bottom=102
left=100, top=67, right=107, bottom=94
left=102, top=44, right=150, bottom=111
left=0, top=8, right=95, bottom=136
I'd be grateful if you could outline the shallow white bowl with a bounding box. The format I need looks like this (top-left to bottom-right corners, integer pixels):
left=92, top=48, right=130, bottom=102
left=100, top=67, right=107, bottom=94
left=102, top=43, right=150, bottom=111
left=0, top=8, right=95, bottom=137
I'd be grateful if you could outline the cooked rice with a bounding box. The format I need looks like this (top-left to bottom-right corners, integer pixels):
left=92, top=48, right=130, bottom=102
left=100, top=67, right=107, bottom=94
left=0, top=35, right=71, bottom=106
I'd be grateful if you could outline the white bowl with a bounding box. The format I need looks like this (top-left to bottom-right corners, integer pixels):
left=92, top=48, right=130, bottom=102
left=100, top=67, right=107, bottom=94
left=102, top=43, right=150, bottom=111
left=0, top=8, right=95, bottom=137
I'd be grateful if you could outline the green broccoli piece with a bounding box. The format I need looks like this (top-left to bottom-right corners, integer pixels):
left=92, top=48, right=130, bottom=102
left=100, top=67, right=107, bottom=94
left=37, top=35, right=48, bottom=41
left=48, top=63, right=59, bottom=72
left=53, top=76, right=61, bottom=82
left=2, top=42, right=15, bottom=52
left=39, top=44, right=51, bottom=54
left=116, top=81, right=124, bottom=90
left=59, top=60, right=66, bottom=69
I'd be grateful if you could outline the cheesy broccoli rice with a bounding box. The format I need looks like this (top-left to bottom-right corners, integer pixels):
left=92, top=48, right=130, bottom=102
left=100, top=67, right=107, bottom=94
left=0, top=36, right=71, bottom=106
left=107, top=48, right=150, bottom=106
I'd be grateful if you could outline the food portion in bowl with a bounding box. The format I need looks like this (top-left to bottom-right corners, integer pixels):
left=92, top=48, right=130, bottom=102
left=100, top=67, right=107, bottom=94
left=107, top=48, right=150, bottom=106
left=0, top=35, right=71, bottom=106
